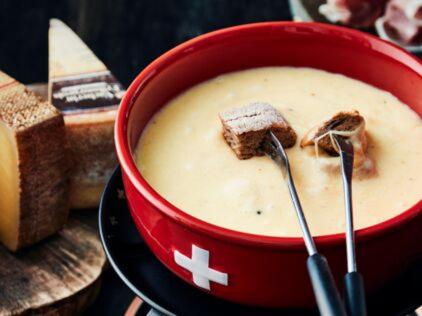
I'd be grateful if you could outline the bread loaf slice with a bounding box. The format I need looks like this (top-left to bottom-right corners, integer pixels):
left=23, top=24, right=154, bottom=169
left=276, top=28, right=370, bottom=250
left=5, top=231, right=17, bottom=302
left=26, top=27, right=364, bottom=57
left=0, top=71, right=69, bottom=251
left=219, top=102, right=297, bottom=159
left=300, top=110, right=366, bottom=155
left=300, top=110, right=374, bottom=172
left=48, top=19, right=125, bottom=209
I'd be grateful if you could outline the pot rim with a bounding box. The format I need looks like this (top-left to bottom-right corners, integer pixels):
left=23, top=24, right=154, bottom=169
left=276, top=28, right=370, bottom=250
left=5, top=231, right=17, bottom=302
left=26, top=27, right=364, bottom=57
left=115, top=21, right=422, bottom=249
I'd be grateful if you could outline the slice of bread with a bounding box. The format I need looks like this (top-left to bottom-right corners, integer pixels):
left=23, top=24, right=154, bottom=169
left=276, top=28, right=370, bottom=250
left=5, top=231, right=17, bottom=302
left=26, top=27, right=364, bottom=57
left=300, top=110, right=366, bottom=155
left=219, top=102, right=297, bottom=159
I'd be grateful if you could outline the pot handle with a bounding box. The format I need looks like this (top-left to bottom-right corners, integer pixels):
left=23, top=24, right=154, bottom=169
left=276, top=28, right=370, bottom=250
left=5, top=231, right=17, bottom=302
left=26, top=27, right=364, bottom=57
left=307, top=253, right=347, bottom=316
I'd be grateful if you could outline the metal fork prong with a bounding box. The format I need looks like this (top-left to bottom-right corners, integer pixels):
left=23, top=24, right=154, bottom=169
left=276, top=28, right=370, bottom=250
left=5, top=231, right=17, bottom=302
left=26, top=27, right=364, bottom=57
left=333, top=135, right=356, bottom=273
left=268, top=132, right=317, bottom=256
left=266, top=134, right=288, bottom=178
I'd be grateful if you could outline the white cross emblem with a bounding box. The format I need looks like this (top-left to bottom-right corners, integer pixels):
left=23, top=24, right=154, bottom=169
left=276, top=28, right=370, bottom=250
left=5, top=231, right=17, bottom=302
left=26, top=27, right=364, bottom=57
left=174, top=245, right=228, bottom=290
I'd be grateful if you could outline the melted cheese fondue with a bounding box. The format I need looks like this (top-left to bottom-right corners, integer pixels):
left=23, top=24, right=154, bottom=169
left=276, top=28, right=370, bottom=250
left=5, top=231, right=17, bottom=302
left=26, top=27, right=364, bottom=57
left=135, top=67, right=422, bottom=237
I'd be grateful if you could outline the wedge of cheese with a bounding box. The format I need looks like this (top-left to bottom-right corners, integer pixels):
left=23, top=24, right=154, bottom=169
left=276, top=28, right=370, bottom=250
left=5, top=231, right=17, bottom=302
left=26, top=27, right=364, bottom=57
left=0, top=71, right=69, bottom=251
left=48, top=19, right=124, bottom=209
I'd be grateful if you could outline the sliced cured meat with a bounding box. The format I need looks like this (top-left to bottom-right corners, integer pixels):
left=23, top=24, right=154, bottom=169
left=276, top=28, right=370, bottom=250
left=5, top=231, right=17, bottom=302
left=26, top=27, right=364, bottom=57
left=319, top=0, right=387, bottom=27
left=382, top=0, right=422, bottom=44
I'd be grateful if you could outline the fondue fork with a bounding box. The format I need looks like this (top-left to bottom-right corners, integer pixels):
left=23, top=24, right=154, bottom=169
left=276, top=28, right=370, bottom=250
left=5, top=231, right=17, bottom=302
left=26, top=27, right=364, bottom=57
left=333, top=135, right=367, bottom=316
left=267, top=131, right=347, bottom=316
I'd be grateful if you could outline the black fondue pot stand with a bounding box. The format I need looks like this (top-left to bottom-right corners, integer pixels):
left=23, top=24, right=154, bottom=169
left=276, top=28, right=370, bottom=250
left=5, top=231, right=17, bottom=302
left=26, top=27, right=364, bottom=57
left=99, top=167, right=422, bottom=316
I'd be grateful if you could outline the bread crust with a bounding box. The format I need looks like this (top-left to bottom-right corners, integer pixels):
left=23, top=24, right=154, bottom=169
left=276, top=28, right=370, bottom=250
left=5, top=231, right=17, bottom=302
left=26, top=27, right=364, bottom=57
left=300, top=110, right=365, bottom=155
left=220, top=103, right=297, bottom=159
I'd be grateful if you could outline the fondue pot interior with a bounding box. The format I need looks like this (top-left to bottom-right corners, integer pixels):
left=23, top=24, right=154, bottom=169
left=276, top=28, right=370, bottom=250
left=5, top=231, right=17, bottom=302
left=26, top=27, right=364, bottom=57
left=115, top=22, right=422, bottom=308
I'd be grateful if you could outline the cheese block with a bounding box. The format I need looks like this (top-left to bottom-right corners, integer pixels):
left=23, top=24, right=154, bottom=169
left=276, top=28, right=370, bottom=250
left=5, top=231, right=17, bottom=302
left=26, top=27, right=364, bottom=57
left=48, top=19, right=125, bottom=209
left=0, top=71, right=69, bottom=251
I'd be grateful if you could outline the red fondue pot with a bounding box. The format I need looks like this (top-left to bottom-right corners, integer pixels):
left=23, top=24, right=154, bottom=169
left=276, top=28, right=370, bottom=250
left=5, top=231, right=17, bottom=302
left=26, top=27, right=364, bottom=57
left=115, top=22, right=422, bottom=308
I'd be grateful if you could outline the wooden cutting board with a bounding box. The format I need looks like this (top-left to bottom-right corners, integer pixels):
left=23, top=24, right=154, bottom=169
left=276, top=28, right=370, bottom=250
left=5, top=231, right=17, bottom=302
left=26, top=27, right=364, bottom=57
left=0, top=84, right=106, bottom=316
left=0, top=211, right=106, bottom=316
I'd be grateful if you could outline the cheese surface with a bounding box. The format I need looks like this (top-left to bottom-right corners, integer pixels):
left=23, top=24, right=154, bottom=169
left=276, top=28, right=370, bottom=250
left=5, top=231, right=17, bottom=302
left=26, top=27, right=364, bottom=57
left=0, top=121, right=19, bottom=249
left=135, top=67, right=422, bottom=237
left=49, top=19, right=106, bottom=79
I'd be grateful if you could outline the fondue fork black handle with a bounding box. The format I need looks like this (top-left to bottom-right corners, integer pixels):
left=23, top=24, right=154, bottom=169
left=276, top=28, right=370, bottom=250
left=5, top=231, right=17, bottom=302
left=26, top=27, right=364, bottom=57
left=307, top=253, right=347, bottom=316
left=344, top=272, right=366, bottom=316
left=334, top=135, right=367, bottom=316
left=268, top=132, right=347, bottom=316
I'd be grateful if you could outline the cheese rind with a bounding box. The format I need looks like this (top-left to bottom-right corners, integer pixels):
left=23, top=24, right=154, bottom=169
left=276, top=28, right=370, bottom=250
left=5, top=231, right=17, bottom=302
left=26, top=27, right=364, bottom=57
left=65, top=114, right=116, bottom=209
left=48, top=19, right=123, bottom=209
left=0, top=72, right=69, bottom=251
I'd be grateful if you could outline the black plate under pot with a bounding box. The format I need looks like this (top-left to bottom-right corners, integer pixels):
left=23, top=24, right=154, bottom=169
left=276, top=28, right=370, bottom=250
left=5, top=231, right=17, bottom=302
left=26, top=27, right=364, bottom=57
left=99, top=167, right=422, bottom=316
